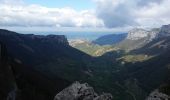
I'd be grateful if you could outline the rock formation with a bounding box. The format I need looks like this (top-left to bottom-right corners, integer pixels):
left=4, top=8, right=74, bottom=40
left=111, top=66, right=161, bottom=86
left=127, top=28, right=158, bottom=41
left=145, top=89, right=170, bottom=100
left=54, top=81, right=112, bottom=100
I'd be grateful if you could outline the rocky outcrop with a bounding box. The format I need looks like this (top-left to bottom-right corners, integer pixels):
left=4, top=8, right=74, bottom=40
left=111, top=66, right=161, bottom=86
left=117, top=28, right=159, bottom=51
left=145, top=89, right=170, bottom=100
left=54, top=81, right=112, bottom=100
left=127, top=25, right=170, bottom=41
left=127, top=28, right=158, bottom=41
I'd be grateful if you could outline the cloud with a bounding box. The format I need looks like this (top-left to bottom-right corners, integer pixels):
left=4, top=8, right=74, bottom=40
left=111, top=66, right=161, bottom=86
left=135, top=0, right=170, bottom=27
left=1, top=0, right=170, bottom=30
left=0, top=0, right=104, bottom=28
left=95, top=0, right=137, bottom=28
left=95, top=0, right=170, bottom=28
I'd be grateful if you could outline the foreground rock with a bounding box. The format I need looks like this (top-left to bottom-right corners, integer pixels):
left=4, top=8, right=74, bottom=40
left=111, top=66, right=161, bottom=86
left=54, top=81, right=112, bottom=100
left=145, top=89, right=170, bottom=100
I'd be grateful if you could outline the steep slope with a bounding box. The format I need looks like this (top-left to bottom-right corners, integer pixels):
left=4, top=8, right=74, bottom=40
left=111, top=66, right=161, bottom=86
left=0, top=29, right=93, bottom=81
left=0, top=41, right=71, bottom=100
left=0, top=42, right=18, bottom=100
left=131, top=36, right=170, bottom=55
left=130, top=25, right=170, bottom=55
left=115, top=36, right=170, bottom=100
left=92, top=33, right=127, bottom=46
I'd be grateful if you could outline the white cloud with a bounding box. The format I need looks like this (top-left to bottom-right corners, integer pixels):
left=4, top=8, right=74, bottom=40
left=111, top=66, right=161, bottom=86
left=95, top=0, right=138, bottom=28
left=0, top=0, right=104, bottom=28
left=135, top=0, right=170, bottom=27
left=95, top=0, right=170, bottom=28
left=1, top=0, right=170, bottom=31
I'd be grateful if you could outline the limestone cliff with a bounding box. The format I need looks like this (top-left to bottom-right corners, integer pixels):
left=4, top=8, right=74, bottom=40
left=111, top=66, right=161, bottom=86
left=127, top=28, right=158, bottom=41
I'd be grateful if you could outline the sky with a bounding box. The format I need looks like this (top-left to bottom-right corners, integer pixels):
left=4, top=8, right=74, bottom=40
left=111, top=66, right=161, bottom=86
left=23, top=0, right=95, bottom=10
left=0, top=0, right=170, bottom=32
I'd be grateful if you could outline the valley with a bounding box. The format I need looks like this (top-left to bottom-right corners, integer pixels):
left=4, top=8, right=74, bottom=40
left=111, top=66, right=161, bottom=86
left=69, top=25, right=170, bottom=100
left=1, top=0, right=170, bottom=100
left=0, top=24, right=170, bottom=100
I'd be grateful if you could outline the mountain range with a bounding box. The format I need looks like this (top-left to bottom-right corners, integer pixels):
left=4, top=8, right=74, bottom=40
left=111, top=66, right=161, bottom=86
left=0, top=24, right=170, bottom=100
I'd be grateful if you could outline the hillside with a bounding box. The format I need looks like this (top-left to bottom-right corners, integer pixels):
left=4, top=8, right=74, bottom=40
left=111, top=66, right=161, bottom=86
left=0, top=40, right=72, bottom=100
left=0, top=29, right=94, bottom=81
left=70, top=40, right=117, bottom=56
left=0, top=42, right=112, bottom=100
left=0, top=29, right=118, bottom=99
left=92, top=33, right=127, bottom=45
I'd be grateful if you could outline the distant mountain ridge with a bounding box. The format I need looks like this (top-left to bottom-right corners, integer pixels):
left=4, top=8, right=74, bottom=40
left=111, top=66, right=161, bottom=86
left=92, top=33, right=127, bottom=45
left=115, top=25, right=170, bottom=51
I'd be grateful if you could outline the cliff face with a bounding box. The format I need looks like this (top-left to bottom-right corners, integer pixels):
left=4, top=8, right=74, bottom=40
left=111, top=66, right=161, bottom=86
left=127, top=25, right=170, bottom=41
left=126, top=28, right=158, bottom=41
left=118, top=26, right=170, bottom=51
